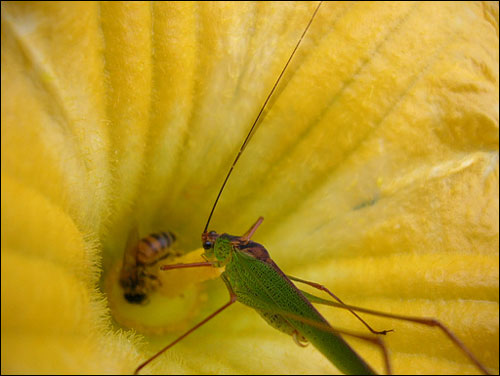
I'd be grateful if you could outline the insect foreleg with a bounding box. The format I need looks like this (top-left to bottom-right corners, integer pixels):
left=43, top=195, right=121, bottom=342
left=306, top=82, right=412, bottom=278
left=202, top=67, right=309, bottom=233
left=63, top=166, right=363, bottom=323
left=159, top=261, right=213, bottom=271
left=299, top=291, right=490, bottom=375
left=134, top=282, right=237, bottom=375
left=288, top=275, right=393, bottom=336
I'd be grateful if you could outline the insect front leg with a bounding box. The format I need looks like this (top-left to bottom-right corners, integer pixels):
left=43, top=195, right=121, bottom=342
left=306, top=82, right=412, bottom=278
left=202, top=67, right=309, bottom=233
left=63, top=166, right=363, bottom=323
left=134, top=272, right=238, bottom=375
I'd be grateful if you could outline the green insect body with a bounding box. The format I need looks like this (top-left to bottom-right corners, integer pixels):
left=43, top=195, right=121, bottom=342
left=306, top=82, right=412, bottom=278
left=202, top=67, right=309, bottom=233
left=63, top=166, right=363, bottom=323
left=211, top=233, right=375, bottom=375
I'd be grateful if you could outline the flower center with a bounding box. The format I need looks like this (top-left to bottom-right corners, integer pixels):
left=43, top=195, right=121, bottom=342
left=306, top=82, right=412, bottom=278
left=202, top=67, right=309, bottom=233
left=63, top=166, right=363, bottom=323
left=105, top=246, right=222, bottom=335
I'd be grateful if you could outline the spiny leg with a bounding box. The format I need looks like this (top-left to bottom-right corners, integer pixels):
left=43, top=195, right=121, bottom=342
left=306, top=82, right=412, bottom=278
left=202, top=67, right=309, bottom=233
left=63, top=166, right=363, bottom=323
left=307, top=296, right=490, bottom=375
left=288, top=275, right=393, bottom=335
left=135, top=264, right=239, bottom=374
left=134, top=288, right=237, bottom=375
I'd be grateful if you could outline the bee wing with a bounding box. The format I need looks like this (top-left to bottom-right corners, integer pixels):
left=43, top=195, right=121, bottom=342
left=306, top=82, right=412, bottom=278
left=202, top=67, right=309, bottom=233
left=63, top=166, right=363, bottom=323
left=122, top=226, right=140, bottom=266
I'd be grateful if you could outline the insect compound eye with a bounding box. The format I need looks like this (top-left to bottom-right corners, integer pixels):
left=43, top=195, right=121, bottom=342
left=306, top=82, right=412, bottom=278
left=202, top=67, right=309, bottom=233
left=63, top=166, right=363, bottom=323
left=203, top=241, right=213, bottom=250
left=208, top=231, right=217, bottom=236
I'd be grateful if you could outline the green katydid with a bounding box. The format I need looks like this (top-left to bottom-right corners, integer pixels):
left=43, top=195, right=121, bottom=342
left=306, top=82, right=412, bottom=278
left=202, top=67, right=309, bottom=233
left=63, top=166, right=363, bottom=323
left=134, top=2, right=491, bottom=374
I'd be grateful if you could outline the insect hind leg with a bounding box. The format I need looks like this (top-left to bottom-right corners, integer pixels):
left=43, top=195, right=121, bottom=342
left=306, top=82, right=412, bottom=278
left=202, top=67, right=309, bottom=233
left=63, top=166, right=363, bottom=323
left=289, top=275, right=393, bottom=335
left=302, top=296, right=491, bottom=375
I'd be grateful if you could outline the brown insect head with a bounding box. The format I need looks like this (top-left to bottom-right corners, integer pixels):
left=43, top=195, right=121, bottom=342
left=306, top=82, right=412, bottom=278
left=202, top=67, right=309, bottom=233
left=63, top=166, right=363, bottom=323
left=202, top=230, right=219, bottom=250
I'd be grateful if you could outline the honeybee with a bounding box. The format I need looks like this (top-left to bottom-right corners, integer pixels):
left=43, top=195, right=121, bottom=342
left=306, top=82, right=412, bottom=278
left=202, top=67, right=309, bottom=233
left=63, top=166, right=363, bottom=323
left=119, top=228, right=178, bottom=304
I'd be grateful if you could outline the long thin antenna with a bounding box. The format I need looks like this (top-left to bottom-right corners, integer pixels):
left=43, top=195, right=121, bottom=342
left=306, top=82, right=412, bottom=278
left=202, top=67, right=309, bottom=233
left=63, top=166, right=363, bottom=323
left=203, top=1, right=323, bottom=233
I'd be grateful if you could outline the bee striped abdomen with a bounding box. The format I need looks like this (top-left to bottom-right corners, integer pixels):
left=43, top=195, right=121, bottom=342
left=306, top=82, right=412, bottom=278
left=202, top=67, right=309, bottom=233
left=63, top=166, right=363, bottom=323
left=136, top=231, right=176, bottom=265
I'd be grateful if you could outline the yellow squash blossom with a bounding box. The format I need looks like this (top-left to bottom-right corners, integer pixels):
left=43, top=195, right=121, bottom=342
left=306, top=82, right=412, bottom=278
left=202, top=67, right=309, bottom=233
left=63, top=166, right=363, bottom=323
left=1, top=1, right=498, bottom=374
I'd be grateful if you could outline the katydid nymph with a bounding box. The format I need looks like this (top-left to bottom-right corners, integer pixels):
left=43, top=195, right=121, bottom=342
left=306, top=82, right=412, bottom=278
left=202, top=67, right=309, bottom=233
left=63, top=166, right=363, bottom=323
left=134, top=2, right=491, bottom=375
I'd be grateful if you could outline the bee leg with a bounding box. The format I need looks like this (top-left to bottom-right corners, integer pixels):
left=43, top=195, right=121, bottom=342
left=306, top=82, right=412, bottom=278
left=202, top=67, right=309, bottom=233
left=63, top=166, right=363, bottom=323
left=144, top=272, right=163, bottom=288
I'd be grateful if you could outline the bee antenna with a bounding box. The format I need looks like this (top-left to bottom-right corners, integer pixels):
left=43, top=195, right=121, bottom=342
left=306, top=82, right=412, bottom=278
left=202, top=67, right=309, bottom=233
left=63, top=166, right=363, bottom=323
left=203, top=1, right=323, bottom=234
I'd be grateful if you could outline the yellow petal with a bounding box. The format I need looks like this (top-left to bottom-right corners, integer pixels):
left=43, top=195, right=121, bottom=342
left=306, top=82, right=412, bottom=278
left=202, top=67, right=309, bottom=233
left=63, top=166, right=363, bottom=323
left=1, top=2, right=498, bottom=375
